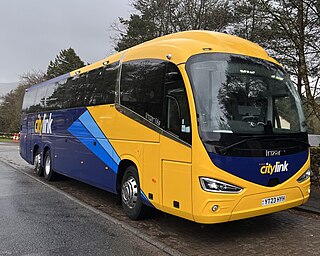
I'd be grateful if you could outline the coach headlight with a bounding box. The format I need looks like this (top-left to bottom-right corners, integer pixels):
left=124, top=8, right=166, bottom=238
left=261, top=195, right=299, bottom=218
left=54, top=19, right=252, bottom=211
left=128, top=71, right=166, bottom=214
left=297, top=168, right=311, bottom=183
left=200, top=177, right=243, bottom=193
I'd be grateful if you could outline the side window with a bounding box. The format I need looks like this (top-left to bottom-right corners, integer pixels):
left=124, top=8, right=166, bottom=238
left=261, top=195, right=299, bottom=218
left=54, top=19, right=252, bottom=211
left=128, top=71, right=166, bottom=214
left=22, top=88, right=37, bottom=113
left=164, top=63, right=192, bottom=144
left=45, top=63, right=118, bottom=110
left=32, top=86, right=47, bottom=112
left=45, top=80, right=65, bottom=110
left=48, top=78, right=71, bottom=109
left=86, top=63, right=118, bottom=106
left=82, top=73, right=95, bottom=106
left=103, top=63, right=118, bottom=104
left=86, top=69, right=104, bottom=106
left=25, top=86, right=47, bottom=113
left=63, top=74, right=86, bottom=108
left=120, top=59, right=166, bottom=126
left=75, top=74, right=87, bottom=108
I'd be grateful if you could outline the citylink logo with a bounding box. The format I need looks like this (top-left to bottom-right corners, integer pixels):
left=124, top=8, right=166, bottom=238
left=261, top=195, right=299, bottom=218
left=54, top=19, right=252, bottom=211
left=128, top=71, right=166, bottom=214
left=34, top=113, right=53, bottom=134
left=260, top=161, right=289, bottom=175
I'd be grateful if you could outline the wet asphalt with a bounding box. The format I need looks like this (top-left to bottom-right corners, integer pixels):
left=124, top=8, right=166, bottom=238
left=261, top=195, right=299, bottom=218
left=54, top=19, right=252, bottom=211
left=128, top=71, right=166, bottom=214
left=3, top=143, right=320, bottom=256
left=0, top=158, right=167, bottom=256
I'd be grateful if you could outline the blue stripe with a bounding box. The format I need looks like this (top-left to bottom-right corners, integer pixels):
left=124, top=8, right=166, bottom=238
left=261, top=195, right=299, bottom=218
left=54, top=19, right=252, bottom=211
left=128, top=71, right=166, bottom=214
left=77, top=137, right=119, bottom=173
left=209, top=150, right=308, bottom=186
left=97, top=139, right=121, bottom=165
left=68, top=120, right=93, bottom=138
left=79, top=111, right=105, bottom=138
left=79, top=110, right=121, bottom=165
left=68, top=110, right=121, bottom=174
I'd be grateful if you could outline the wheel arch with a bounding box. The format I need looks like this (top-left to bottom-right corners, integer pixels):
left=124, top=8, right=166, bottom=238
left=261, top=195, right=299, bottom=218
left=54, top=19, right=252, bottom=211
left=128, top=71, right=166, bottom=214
left=42, top=145, right=51, bottom=165
left=116, top=155, right=140, bottom=195
left=32, top=143, right=51, bottom=166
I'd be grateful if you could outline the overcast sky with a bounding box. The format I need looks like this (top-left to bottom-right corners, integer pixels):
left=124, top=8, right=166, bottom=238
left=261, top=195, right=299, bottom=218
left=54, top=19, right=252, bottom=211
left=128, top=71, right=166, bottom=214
left=0, top=0, right=132, bottom=83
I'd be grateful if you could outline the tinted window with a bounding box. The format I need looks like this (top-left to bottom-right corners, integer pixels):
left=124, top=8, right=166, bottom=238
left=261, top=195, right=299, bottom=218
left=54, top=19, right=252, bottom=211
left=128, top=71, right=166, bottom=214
left=66, top=74, right=87, bottom=108
left=121, top=59, right=166, bottom=126
left=35, top=86, right=47, bottom=107
left=24, top=62, right=119, bottom=113
left=46, top=78, right=73, bottom=109
left=86, top=68, right=105, bottom=105
left=22, top=88, right=37, bottom=113
left=102, top=64, right=118, bottom=104
left=45, top=80, right=65, bottom=110
left=86, top=64, right=118, bottom=106
left=55, top=64, right=118, bottom=109
left=164, top=63, right=191, bottom=144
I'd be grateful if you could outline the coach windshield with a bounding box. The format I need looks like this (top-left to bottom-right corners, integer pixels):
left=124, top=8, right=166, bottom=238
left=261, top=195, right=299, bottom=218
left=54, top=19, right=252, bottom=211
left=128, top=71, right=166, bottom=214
left=186, top=53, right=307, bottom=155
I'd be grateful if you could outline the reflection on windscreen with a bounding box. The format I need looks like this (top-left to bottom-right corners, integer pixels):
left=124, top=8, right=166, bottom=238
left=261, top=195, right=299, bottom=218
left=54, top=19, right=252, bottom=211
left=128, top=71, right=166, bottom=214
left=187, top=54, right=306, bottom=135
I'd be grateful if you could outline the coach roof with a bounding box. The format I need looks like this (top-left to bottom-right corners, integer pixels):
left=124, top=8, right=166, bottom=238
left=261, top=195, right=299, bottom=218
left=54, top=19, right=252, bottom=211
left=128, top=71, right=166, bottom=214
left=71, top=30, right=279, bottom=77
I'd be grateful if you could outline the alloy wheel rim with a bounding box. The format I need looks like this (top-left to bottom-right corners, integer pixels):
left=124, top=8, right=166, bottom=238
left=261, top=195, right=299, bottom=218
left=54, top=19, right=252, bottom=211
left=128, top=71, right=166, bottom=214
left=122, top=176, right=138, bottom=209
left=45, top=156, right=51, bottom=176
left=34, top=154, right=40, bottom=171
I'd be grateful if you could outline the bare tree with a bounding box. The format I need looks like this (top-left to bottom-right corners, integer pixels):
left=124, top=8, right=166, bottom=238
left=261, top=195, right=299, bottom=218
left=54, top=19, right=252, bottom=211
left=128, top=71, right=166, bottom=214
left=0, top=70, right=47, bottom=132
left=231, top=0, right=320, bottom=132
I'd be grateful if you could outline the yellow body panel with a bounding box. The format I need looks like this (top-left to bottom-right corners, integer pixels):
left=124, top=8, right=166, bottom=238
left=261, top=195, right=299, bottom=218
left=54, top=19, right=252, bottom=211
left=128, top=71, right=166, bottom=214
left=143, top=143, right=161, bottom=207
left=88, top=105, right=159, bottom=142
left=229, top=187, right=304, bottom=221
left=78, top=31, right=310, bottom=224
left=162, top=160, right=193, bottom=220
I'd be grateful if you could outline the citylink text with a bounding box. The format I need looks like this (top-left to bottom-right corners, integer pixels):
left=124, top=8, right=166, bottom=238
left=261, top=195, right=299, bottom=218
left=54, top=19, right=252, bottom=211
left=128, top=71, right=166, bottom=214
left=260, top=161, right=289, bottom=175
left=34, top=113, right=53, bottom=134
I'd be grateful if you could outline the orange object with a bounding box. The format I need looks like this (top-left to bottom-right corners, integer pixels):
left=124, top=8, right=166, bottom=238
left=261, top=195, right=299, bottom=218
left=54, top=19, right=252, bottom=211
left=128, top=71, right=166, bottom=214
left=12, top=133, right=20, bottom=142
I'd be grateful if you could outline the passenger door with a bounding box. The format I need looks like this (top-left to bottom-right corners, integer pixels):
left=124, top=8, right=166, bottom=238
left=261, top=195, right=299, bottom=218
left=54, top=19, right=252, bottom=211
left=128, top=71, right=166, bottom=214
left=160, top=63, right=193, bottom=220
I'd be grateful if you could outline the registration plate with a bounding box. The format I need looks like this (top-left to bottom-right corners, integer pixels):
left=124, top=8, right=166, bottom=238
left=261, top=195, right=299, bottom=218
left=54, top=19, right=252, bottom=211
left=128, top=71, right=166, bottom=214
left=262, top=195, right=286, bottom=206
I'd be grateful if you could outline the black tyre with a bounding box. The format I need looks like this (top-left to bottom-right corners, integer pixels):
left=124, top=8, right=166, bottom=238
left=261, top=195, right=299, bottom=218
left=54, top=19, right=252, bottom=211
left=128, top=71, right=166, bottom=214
left=33, top=150, right=44, bottom=176
left=121, top=166, right=147, bottom=220
left=43, top=150, right=57, bottom=181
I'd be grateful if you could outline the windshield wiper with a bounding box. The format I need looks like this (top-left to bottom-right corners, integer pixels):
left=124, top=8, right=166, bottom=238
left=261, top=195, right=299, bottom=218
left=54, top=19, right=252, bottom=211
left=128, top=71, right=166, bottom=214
left=218, top=138, right=257, bottom=155
left=209, top=136, right=309, bottom=156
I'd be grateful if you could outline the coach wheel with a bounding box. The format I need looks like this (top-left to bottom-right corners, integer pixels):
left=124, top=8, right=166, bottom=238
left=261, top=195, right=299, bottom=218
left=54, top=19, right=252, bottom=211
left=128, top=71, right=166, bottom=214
left=43, top=150, right=57, bottom=181
left=33, top=150, right=44, bottom=176
left=121, top=166, right=146, bottom=220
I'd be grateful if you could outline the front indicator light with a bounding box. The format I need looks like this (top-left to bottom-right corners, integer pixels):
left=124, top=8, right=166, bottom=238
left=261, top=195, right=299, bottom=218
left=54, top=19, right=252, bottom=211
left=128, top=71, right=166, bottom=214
left=200, top=177, right=243, bottom=193
left=297, top=168, right=311, bottom=183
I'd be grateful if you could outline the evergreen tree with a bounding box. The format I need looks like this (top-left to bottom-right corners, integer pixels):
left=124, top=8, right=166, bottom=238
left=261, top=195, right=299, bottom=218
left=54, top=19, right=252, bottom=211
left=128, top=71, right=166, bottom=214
left=47, top=48, right=84, bottom=79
